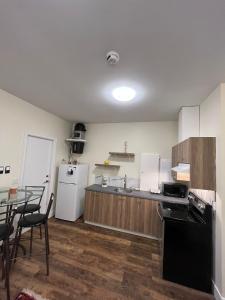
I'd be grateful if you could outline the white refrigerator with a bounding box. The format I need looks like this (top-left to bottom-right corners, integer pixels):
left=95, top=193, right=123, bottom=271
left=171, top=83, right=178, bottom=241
left=55, top=164, right=89, bottom=221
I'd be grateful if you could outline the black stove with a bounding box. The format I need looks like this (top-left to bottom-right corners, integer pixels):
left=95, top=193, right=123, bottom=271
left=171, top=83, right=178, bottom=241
left=159, top=192, right=213, bottom=293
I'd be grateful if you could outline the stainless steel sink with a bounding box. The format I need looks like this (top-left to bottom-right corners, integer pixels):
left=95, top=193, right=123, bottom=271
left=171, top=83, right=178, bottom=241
left=113, top=187, right=133, bottom=193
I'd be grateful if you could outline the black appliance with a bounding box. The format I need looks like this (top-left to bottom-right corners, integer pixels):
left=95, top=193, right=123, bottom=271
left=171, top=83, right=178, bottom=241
left=163, top=182, right=188, bottom=198
left=159, top=192, right=213, bottom=293
left=72, top=142, right=84, bottom=154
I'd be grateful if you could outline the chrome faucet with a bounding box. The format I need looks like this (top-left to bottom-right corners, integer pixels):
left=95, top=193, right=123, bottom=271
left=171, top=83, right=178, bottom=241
left=111, top=174, right=128, bottom=190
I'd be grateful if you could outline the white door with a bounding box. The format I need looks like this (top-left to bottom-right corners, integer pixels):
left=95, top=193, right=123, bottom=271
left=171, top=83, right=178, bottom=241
left=22, top=135, right=54, bottom=213
left=140, top=153, right=160, bottom=192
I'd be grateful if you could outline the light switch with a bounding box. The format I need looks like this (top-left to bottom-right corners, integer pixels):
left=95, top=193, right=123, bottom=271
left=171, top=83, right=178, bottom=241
left=5, top=166, right=11, bottom=174
left=0, top=166, right=4, bottom=174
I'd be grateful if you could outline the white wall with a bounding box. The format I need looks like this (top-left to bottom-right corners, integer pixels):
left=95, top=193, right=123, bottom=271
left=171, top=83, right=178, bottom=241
left=0, top=89, right=70, bottom=193
left=200, top=84, right=225, bottom=299
left=73, top=122, right=177, bottom=185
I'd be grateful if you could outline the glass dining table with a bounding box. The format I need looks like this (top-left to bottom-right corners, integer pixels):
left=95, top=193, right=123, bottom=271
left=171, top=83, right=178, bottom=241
left=0, top=187, right=40, bottom=208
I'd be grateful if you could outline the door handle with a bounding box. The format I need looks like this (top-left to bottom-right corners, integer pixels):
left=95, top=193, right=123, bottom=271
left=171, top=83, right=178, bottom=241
left=43, top=180, right=49, bottom=184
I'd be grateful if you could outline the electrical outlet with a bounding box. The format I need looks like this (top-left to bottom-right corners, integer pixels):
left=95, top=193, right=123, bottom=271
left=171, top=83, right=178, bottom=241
left=5, top=166, right=11, bottom=174
left=0, top=166, right=4, bottom=174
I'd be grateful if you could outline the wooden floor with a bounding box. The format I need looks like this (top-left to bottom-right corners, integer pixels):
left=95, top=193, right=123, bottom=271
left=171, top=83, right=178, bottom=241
left=1, top=218, right=214, bottom=300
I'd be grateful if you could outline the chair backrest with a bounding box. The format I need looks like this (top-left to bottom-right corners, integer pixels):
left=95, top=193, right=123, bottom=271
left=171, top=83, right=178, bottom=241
left=45, top=193, right=54, bottom=221
left=0, top=205, right=16, bottom=240
left=25, top=186, right=45, bottom=206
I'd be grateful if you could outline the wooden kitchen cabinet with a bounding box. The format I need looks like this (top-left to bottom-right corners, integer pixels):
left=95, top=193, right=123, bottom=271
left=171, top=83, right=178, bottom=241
left=172, top=137, right=216, bottom=190
left=84, top=191, right=162, bottom=238
left=172, top=139, right=190, bottom=167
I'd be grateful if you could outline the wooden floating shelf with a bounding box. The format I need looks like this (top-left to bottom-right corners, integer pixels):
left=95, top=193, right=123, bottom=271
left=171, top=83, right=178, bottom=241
left=95, top=164, right=120, bottom=169
left=109, top=152, right=135, bottom=158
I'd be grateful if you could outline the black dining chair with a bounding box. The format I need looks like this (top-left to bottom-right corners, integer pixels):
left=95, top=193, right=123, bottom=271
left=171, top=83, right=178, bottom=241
left=14, top=193, right=54, bottom=275
left=0, top=206, right=16, bottom=300
left=15, top=186, right=45, bottom=240
left=16, top=186, right=45, bottom=214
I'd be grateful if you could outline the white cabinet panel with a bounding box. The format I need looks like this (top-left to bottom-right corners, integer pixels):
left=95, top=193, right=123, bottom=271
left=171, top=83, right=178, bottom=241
left=178, top=106, right=200, bottom=142
left=140, top=153, right=160, bottom=192
left=159, top=159, right=173, bottom=185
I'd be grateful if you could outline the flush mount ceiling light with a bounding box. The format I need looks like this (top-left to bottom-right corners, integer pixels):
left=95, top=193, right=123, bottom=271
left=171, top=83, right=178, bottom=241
left=112, top=86, right=136, bottom=102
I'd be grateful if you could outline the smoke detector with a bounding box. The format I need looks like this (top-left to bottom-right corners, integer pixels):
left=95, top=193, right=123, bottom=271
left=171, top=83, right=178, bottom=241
left=106, top=51, right=120, bottom=65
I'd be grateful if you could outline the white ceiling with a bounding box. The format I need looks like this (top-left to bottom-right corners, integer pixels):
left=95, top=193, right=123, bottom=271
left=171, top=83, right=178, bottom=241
left=1, top=0, right=225, bottom=122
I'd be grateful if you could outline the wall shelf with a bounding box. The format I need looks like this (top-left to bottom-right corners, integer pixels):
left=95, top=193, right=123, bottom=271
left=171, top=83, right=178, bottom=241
left=109, top=152, right=135, bottom=158
left=95, top=164, right=120, bottom=169
left=66, top=138, right=86, bottom=143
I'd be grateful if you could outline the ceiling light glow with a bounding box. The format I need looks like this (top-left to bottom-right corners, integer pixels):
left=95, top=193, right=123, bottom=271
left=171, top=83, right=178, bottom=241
left=112, top=86, right=136, bottom=102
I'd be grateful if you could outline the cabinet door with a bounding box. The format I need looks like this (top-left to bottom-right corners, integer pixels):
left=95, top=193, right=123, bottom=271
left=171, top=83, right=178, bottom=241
left=93, top=191, right=104, bottom=223
left=172, top=145, right=178, bottom=167
left=84, top=191, right=94, bottom=221
left=189, top=137, right=216, bottom=190
left=128, top=197, right=145, bottom=233
left=101, top=193, right=114, bottom=226
left=125, top=197, right=162, bottom=238
left=111, top=194, right=123, bottom=228
left=172, top=139, right=190, bottom=165
left=171, top=137, right=215, bottom=190
left=180, top=139, right=190, bottom=163
left=84, top=191, right=103, bottom=223
left=143, top=199, right=162, bottom=238
left=85, top=191, right=114, bottom=225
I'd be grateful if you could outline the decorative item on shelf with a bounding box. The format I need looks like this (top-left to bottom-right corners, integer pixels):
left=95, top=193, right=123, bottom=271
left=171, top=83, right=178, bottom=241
left=104, top=159, right=110, bottom=165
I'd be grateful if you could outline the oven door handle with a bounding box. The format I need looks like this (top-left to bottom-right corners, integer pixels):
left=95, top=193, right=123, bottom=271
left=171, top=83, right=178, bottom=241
left=157, top=203, right=163, bottom=222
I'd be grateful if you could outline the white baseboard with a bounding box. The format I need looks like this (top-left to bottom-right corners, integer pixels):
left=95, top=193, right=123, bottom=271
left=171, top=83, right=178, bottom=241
left=213, top=281, right=225, bottom=300
left=85, top=221, right=159, bottom=240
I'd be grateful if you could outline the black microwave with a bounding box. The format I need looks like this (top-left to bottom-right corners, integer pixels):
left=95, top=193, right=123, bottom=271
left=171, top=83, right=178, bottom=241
left=163, top=182, right=188, bottom=198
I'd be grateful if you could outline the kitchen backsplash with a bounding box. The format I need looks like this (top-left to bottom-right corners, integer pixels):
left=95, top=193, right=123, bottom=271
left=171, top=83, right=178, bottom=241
left=189, top=189, right=216, bottom=204
left=95, top=176, right=139, bottom=189
left=95, top=158, right=173, bottom=190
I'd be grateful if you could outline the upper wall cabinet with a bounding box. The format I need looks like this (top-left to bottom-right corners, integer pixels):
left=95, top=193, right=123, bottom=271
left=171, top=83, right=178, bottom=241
left=178, top=106, right=200, bottom=142
left=172, top=137, right=216, bottom=191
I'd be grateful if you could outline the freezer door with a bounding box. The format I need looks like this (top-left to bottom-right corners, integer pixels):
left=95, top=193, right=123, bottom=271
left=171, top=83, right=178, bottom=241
left=55, top=182, right=79, bottom=221
left=58, top=164, right=78, bottom=184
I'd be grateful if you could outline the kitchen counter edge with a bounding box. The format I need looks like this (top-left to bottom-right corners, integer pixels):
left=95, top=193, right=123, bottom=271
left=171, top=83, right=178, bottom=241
left=85, top=184, right=188, bottom=205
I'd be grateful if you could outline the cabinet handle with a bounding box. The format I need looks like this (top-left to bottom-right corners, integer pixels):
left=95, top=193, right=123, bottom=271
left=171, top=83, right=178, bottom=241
left=157, top=204, right=163, bottom=222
